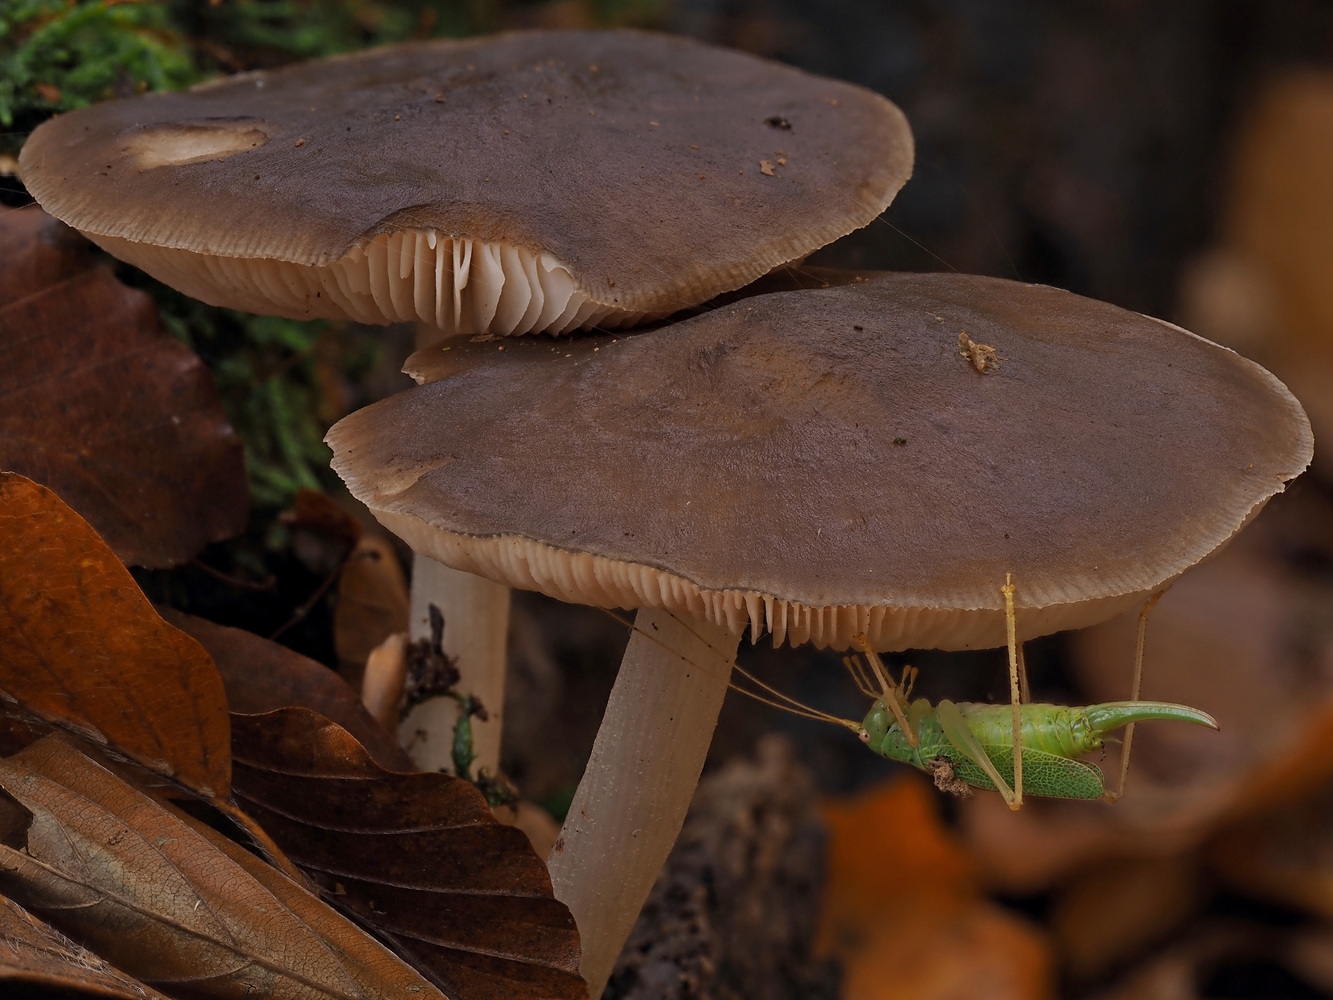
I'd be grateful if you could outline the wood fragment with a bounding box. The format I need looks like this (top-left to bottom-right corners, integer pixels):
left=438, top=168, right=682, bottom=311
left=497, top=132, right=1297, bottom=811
left=959, top=331, right=1001, bottom=373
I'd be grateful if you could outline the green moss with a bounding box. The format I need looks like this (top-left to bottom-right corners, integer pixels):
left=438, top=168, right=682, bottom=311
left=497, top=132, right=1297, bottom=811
left=1, top=1, right=193, bottom=128
left=134, top=272, right=380, bottom=512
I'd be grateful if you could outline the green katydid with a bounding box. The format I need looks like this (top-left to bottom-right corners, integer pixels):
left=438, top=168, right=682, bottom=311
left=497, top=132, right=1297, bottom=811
left=612, top=575, right=1219, bottom=807
left=793, top=576, right=1216, bottom=806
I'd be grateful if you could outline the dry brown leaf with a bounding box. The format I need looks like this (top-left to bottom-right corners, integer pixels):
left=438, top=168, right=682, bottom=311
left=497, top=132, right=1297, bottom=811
left=0, top=205, right=92, bottom=307
left=0, top=892, right=168, bottom=999
left=839, top=907, right=1052, bottom=1000
left=282, top=487, right=365, bottom=548
left=0, top=207, right=247, bottom=568
left=335, top=534, right=410, bottom=681
left=0, top=473, right=231, bottom=799
left=230, top=708, right=588, bottom=1000
left=0, top=735, right=446, bottom=1000
left=1228, top=72, right=1333, bottom=356
left=159, top=608, right=411, bottom=772
left=817, top=778, right=1052, bottom=1000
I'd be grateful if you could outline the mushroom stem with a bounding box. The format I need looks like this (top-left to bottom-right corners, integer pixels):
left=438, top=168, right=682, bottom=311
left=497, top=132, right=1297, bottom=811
left=399, top=555, right=511, bottom=777
left=547, top=607, right=740, bottom=996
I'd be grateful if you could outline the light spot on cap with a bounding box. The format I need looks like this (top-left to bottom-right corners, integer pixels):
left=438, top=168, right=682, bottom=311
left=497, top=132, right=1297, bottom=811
left=124, top=123, right=269, bottom=169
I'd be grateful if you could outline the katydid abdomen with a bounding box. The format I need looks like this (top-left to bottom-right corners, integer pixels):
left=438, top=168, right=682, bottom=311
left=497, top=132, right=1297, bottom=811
left=860, top=698, right=1218, bottom=800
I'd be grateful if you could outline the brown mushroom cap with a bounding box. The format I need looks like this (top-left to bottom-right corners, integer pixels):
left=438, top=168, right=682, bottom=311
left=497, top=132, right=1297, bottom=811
left=327, top=273, right=1312, bottom=651
left=20, top=30, right=912, bottom=337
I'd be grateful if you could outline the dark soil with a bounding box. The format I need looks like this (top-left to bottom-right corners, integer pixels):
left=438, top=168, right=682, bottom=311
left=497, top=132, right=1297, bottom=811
left=602, top=735, right=840, bottom=1000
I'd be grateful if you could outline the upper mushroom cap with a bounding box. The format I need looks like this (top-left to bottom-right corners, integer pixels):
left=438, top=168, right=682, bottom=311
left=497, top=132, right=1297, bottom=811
left=327, top=272, right=1312, bottom=652
left=19, top=30, right=913, bottom=336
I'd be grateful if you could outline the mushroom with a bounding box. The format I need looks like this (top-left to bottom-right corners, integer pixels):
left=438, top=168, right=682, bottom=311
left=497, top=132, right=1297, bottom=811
left=20, top=30, right=913, bottom=775
left=326, top=272, right=1311, bottom=993
left=19, top=29, right=912, bottom=340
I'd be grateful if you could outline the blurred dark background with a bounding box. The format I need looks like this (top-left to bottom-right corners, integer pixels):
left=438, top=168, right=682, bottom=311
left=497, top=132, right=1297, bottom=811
left=669, top=0, right=1333, bottom=317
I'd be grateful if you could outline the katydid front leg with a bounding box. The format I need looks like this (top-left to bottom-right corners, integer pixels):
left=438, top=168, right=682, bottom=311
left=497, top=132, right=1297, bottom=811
left=852, top=633, right=918, bottom=747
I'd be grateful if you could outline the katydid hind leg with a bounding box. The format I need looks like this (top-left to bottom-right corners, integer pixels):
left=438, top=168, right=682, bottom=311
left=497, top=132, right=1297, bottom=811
left=1104, top=590, right=1166, bottom=804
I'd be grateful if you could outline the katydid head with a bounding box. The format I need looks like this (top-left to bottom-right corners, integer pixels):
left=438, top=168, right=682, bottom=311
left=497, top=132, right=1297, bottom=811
left=860, top=700, right=892, bottom=750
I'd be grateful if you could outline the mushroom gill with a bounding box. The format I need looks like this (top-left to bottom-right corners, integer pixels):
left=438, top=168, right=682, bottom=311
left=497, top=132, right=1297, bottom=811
left=92, top=229, right=656, bottom=338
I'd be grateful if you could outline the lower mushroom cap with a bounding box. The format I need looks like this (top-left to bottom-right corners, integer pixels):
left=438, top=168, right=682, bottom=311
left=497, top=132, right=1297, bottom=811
left=327, top=272, right=1313, bottom=651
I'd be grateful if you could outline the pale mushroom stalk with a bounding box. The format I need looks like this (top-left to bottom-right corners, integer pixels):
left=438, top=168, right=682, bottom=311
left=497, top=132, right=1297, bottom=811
left=401, top=555, right=510, bottom=775
left=394, top=325, right=514, bottom=775
left=547, top=608, right=740, bottom=996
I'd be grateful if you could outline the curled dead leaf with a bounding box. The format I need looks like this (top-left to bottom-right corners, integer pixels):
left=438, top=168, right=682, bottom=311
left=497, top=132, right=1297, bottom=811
left=335, top=534, right=410, bottom=682
left=361, top=632, right=410, bottom=732
left=230, top=708, right=588, bottom=1000
left=0, top=207, right=247, bottom=568
left=160, top=607, right=411, bottom=771
left=0, top=735, right=445, bottom=1000
left=0, top=473, right=231, bottom=799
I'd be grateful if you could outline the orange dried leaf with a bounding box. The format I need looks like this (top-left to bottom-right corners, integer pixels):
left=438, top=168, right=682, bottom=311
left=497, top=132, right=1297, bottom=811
left=840, top=905, right=1051, bottom=1000
left=818, top=778, right=1051, bottom=1000
left=819, top=776, right=973, bottom=941
left=0, top=473, right=231, bottom=799
left=0, top=207, right=247, bottom=568
left=0, top=735, right=445, bottom=1000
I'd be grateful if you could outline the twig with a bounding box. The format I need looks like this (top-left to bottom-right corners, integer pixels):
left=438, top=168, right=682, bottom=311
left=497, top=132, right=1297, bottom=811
left=268, top=564, right=340, bottom=640
left=191, top=557, right=277, bottom=591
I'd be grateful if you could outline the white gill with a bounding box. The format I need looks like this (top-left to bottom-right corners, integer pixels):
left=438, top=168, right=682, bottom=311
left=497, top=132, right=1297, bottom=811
left=91, top=229, right=655, bottom=337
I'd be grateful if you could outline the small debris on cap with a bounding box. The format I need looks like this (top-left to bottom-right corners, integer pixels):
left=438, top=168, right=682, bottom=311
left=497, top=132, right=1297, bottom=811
left=959, top=331, right=1000, bottom=374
